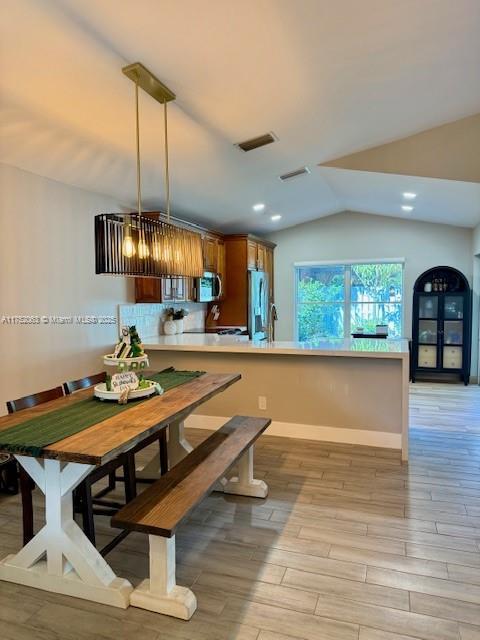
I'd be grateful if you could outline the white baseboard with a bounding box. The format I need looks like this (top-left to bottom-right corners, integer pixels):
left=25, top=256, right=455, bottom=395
left=185, top=414, right=402, bottom=450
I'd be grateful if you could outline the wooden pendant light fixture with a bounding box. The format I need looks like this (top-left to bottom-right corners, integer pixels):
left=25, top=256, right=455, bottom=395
left=95, top=63, right=204, bottom=278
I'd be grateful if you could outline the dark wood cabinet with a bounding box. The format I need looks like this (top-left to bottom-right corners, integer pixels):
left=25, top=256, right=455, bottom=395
left=135, top=276, right=194, bottom=303
left=206, top=235, right=276, bottom=329
left=135, top=278, right=161, bottom=303
left=412, top=266, right=471, bottom=385
left=203, top=236, right=217, bottom=272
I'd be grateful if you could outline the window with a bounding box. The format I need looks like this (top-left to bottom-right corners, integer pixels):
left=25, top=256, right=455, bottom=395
left=295, top=262, right=403, bottom=340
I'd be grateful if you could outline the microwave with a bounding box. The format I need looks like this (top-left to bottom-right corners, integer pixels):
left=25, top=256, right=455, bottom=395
left=195, top=272, right=223, bottom=302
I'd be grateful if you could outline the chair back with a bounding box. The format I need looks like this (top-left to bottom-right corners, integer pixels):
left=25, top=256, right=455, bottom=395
left=7, top=386, right=65, bottom=414
left=63, top=372, right=106, bottom=395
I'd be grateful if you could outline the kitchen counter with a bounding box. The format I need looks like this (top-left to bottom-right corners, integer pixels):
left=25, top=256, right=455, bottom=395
left=143, top=334, right=409, bottom=360
left=144, top=333, right=410, bottom=460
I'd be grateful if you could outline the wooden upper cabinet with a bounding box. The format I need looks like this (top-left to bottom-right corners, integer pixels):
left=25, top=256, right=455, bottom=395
left=135, top=277, right=194, bottom=303
left=257, top=244, right=266, bottom=271
left=247, top=241, right=258, bottom=270
left=203, top=235, right=217, bottom=272
left=135, top=278, right=161, bottom=303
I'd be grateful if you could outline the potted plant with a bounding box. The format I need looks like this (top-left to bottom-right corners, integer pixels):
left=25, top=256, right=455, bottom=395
left=172, top=307, right=188, bottom=334
left=163, top=308, right=177, bottom=335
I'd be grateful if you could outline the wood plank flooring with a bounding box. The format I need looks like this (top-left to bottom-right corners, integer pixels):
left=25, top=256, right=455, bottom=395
left=0, top=382, right=479, bottom=640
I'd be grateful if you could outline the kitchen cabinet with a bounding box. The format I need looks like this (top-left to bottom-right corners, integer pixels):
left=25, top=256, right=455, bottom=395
left=247, top=240, right=267, bottom=271
left=135, top=276, right=194, bottom=303
left=135, top=278, right=161, bottom=303
left=257, top=244, right=266, bottom=271
left=203, top=235, right=217, bottom=272
left=412, top=266, right=471, bottom=385
left=247, top=241, right=258, bottom=270
left=206, top=234, right=276, bottom=329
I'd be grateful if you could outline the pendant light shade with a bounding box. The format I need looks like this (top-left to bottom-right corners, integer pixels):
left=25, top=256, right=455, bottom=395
left=95, top=62, right=203, bottom=278
left=95, top=213, right=203, bottom=277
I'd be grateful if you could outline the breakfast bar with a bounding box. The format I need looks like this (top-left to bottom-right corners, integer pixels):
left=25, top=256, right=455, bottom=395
left=144, top=335, right=410, bottom=461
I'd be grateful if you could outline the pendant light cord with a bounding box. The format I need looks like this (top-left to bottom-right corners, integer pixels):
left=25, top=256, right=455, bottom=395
left=164, top=100, right=170, bottom=223
left=135, top=79, right=142, bottom=218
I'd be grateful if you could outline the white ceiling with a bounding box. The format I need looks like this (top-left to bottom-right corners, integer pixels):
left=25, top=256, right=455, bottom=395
left=1, top=0, right=480, bottom=232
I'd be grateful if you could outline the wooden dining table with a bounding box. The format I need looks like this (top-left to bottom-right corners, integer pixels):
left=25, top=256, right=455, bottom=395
left=0, top=372, right=240, bottom=608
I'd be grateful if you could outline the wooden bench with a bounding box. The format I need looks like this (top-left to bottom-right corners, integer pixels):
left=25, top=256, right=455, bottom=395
left=112, top=415, right=270, bottom=619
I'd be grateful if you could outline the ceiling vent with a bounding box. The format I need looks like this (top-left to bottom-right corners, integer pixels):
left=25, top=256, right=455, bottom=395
left=278, top=166, right=310, bottom=182
left=236, top=132, right=277, bottom=152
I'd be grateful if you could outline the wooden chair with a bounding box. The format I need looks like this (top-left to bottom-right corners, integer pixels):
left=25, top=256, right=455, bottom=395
left=63, top=372, right=139, bottom=547
left=7, top=386, right=64, bottom=415
left=6, top=385, right=65, bottom=545
left=62, top=372, right=106, bottom=395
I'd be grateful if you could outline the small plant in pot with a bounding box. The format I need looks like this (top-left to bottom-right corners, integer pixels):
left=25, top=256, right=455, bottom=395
left=163, top=307, right=188, bottom=335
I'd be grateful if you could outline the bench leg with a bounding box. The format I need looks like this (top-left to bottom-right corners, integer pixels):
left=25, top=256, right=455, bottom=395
left=130, top=535, right=197, bottom=620
left=222, top=446, right=268, bottom=498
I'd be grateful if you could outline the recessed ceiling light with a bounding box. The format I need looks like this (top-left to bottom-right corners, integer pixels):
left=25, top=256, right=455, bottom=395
left=270, top=214, right=282, bottom=221
left=401, top=205, right=414, bottom=212
left=253, top=203, right=265, bottom=212
left=403, top=192, right=417, bottom=200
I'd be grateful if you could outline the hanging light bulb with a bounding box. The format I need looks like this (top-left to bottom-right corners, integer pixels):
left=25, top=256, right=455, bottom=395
left=138, top=230, right=150, bottom=259
left=152, top=232, right=162, bottom=262
left=122, top=222, right=136, bottom=258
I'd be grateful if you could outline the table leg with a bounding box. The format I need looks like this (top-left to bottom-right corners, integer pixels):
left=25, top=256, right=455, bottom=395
left=0, top=456, right=132, bottom=608
left=136, top=419, right=193, bottom=480
left=222, top=446, right=268, bottom=498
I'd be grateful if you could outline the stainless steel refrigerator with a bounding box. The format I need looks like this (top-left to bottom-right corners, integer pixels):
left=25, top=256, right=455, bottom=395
left=248, top=270, right=269, bottom=340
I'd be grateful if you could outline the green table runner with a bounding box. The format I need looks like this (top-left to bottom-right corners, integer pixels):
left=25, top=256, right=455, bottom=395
left=0, top=368, right=205, bottom=457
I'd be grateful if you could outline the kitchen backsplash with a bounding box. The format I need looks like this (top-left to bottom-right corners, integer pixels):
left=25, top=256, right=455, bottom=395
left=118, top=303, right=207, bottom=338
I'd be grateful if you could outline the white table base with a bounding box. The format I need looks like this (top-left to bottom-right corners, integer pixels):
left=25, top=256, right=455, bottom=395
left=136, top=420, right=193, bottom=480
left=0, top=456, right=132, bottom=608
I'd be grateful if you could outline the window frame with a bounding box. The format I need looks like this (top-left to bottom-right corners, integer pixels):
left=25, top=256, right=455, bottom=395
left=294, top=259, right=405, bottom=340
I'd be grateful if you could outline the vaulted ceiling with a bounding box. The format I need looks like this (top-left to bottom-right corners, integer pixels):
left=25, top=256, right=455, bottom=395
left=1, top=0, right=480, bottom=232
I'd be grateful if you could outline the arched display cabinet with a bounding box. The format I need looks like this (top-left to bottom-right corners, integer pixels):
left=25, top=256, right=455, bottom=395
left=412, top=266, right=471, bottom=385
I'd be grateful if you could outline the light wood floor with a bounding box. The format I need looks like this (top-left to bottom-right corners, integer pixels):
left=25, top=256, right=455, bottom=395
left=1, top=382, right=480, bottom=640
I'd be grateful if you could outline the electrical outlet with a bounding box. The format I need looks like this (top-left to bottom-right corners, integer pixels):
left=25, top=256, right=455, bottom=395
left=258, top=396, right=267, bottom=410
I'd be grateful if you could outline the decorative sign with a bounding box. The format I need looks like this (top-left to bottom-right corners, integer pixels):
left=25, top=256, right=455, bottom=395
left=111, top=371, right=139, bottom=391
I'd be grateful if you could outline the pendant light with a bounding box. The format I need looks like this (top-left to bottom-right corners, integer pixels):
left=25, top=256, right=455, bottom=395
left=95, top=62, right=204, bottom=278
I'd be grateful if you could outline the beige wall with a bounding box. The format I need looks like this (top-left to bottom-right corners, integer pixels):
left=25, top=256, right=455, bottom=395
left=0, top=163, right=134, bottom=415
left=268, top=211, right=475, bottom=372
left=147, top=350, right=404, bottom=448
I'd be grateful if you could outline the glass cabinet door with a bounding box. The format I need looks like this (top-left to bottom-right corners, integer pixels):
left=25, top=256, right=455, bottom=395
left=417, top=296, right=439, bottom=369
left=444, top=320, right=463, bottom=345
left=418, top=320, right=438, bottom=345
left=419, top=296, right=438, bottom=319
left=443, top=295, right=463, bottom=320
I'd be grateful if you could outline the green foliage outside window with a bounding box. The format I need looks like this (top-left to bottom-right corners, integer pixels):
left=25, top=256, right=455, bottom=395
left=297, top=263, right=403, bottom=340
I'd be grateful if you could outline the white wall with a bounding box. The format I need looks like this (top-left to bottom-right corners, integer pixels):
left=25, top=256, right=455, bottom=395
left=268, top=211, right=475, bottom=372
left=0, top=163, right=134, bottom=414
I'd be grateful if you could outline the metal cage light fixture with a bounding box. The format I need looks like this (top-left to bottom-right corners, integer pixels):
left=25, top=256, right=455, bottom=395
left=95, top=62, right=204, bottom=278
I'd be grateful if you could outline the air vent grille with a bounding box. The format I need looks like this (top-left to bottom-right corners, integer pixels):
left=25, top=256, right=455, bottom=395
left=278, top=166, right=310, bottom=182
left=236, top=132, right=277, bottom=152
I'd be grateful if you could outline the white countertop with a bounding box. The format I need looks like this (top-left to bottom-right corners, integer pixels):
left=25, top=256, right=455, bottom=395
left=143, top=333, right=409, bottom=359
